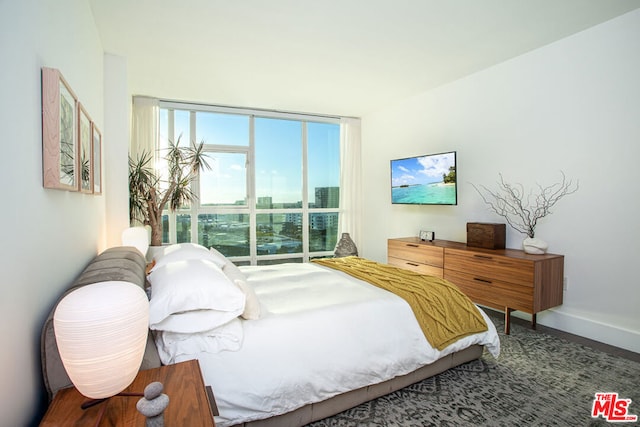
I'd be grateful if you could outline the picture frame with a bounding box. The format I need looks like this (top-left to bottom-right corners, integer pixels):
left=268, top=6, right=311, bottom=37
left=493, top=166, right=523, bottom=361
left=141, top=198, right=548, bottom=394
left=77, top=103, right=93, bottom=193
left=92, top=123, right=102, bottom=194
left=42, top=67, right=78, bottom=191
left=419, top=230, right=435, bottom=242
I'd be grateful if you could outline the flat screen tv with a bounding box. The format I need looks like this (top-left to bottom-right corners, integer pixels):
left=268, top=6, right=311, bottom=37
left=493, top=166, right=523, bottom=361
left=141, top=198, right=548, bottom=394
left=390, top=151, right=457, bottom=205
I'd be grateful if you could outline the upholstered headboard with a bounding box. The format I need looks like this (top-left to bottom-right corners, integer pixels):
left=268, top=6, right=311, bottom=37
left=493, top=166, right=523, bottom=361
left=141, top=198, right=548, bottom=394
left=40, top=246, right=162, bottom=401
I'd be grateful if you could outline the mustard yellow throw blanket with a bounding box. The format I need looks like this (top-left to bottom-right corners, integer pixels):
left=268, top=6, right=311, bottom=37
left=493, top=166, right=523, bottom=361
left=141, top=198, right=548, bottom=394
left=312, top=256, right=487, bottom=350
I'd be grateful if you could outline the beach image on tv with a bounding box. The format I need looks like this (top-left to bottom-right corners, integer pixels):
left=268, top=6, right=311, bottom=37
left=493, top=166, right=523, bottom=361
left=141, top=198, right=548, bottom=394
left=391, top=152, right=456, bottom=205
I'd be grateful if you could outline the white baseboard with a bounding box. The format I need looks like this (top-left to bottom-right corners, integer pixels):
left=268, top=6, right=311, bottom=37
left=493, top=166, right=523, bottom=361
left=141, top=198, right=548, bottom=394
left=511, top=309, right=640, bottom=354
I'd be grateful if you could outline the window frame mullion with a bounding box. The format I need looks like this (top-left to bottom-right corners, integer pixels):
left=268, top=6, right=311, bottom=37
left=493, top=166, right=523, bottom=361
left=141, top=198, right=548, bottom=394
left=301, top=121, right=309, bottom=262
left=158, top=102, right=341, bottom=264
left=248, top=115, right=257, bottom=265
left=190, top=110, right=199, bottom=244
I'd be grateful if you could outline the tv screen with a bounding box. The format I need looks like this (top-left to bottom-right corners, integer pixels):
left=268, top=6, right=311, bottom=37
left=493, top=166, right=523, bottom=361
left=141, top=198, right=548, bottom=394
left=390, top=151, right=457, bottom=205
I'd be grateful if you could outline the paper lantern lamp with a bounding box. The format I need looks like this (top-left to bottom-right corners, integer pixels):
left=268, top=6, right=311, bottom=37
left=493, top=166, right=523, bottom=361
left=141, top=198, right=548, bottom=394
left=53, top=281, right=149, bottom=399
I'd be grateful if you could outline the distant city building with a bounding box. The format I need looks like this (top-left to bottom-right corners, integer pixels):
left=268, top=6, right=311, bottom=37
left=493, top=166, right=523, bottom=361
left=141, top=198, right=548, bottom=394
left=285, top=213, right=302, bottom=225
left=257, top=196, right=273, bottom=209
left=253, top=187, right=338, bottom=231
left=315, top=187, right=339, bottom=208
left=310, top=212, right=338, bottom=230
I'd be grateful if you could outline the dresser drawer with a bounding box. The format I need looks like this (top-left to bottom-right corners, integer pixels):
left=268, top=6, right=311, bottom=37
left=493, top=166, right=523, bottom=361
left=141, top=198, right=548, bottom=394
left=388, top=240, right=443, bottom=268
left=388, top=237, right=564, bottom=335
left=444, top=248, right=533, bottom=287
left=444, top=269, right=534, bottom=313
left=388, top=256, right=444, bottom=278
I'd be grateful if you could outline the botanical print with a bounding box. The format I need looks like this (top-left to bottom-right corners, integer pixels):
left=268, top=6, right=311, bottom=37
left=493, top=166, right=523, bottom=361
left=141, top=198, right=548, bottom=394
left=59, top=81, right=76, bottom=188
left=92, top=126, right=102, bottom=194
left=78, top=106, right=92, bottom=192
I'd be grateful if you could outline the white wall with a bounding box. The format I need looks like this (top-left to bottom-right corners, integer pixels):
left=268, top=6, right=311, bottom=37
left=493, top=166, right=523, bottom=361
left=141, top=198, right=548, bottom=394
left=104, top=54, right=131, bottom=248
left=0, top=1, right=105, bottom=425
left=361, top=10, right=640, bottom=353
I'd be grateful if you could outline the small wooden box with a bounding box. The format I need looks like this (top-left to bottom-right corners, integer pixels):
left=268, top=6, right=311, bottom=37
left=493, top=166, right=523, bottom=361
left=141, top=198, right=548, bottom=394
left=466, top=222, right=506, bottom=249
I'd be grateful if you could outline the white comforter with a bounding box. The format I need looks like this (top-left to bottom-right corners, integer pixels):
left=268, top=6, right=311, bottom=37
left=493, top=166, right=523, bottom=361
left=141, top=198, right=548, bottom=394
left=155, top=262, right=500, bottom=427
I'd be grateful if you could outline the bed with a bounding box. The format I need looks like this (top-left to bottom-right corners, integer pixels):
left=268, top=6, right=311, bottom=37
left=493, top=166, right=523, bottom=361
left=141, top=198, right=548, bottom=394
left=41, top=244, right=500, bottom=427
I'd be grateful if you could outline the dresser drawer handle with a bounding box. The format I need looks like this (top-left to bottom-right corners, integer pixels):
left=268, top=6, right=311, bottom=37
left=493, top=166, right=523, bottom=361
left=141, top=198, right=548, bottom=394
left=473, top=254, right=493, bottom=260
left=406, top=262, right=419, bottom=267
left=473, top=277, right=493, bottom=284
left=406, top=244, right=419, bottom=248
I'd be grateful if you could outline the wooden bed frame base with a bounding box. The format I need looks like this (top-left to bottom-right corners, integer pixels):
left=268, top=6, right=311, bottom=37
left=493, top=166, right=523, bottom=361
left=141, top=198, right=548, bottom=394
left=231, top=344, right=484, bottom=427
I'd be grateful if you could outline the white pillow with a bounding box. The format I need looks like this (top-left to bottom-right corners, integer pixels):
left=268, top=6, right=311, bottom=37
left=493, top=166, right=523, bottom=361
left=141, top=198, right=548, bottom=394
left=156, top=243, right=209, bottom=260
left=152, top=243, right=226, bottom=270
left=209, top=247, right=229, bottom=266
left=222, top=259, right=247, bottom=282
left=151, top=309, right=237, bottom=334
left=221, top=260, right=261, bottom=320
left=234, top=279, right=261, bottom=320
left=154, top=318, right=244, bottom=364
left=148, top=259, right=245, bottom=333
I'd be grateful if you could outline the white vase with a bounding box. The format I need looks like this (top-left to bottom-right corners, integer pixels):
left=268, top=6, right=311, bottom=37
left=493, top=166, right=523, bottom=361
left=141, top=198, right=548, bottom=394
left=523, top=237, right=548, bottom=254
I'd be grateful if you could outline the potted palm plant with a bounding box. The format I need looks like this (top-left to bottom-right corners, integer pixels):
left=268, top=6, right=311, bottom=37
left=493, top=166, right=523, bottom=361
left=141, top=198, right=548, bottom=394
left=128, top=136, right=211, bottom=247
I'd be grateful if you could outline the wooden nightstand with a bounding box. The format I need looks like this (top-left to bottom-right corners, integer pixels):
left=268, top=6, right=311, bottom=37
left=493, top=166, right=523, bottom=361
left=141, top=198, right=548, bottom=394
left=40, top=359, right=216, bottom=426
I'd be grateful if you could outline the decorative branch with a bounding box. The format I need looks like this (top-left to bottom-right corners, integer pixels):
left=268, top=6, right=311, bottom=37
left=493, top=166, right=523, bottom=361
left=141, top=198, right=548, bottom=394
left=471, top=171, right=578, bottom=238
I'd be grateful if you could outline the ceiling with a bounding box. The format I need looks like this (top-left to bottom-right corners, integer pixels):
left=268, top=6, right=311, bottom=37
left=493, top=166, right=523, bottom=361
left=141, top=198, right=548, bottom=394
left=89, top=0, right=640, bottom=117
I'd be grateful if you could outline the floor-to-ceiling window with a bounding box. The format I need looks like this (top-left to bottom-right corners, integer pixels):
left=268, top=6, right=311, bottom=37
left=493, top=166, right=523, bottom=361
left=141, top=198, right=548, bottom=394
left=158, top=102, right=341, bottom=265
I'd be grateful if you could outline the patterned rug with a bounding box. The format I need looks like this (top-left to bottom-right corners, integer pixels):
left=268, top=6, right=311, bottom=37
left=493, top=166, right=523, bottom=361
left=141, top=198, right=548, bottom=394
left=308, top=311, right=640, bottom=427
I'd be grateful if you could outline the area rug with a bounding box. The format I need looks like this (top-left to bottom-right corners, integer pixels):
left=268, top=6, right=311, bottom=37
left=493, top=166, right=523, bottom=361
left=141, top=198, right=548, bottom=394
left=308, top=311, right=640, bottom=426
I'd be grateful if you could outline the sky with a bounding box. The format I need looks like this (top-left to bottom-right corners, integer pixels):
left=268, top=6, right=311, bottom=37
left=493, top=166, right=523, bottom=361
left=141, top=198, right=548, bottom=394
left=391, top=151, right=456, bottom=187
left=160, top=110, right=340, bottom=205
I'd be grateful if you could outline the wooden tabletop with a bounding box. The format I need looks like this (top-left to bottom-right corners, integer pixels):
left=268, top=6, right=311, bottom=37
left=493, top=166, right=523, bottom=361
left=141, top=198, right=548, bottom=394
left=40, top=359, right=215, bottom=426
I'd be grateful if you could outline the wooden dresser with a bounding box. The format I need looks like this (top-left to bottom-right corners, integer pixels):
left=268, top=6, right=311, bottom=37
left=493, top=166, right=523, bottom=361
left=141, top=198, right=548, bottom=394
left=388, top=237, right=564, bottom=334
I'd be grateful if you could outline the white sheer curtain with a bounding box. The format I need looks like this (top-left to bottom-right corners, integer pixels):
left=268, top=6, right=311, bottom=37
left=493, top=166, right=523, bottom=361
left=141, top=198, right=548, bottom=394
left=129, top=96, right=159, bottom=233
left=338, top=117, right=362, bottom=250
left=130, top=96, right=159, bottom=162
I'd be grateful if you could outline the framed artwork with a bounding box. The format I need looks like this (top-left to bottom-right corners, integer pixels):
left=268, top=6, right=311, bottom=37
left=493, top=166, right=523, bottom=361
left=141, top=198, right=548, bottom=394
left=92, top=124, right=102, bottom=194
left=78, top=103, right=93, bottom=193
left=42, top=67, right=78, bottom=190
left=419, top=230, right=435, bottom=242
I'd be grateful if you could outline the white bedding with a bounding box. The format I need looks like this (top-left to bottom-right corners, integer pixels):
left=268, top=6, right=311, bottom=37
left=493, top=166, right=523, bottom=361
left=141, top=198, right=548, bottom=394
left=154, top=262, right=500, bottom=427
